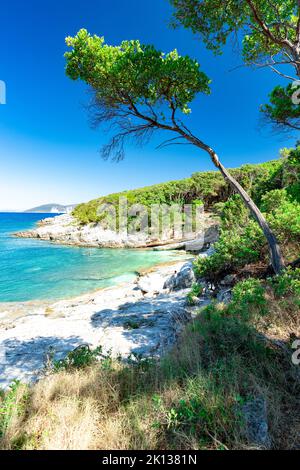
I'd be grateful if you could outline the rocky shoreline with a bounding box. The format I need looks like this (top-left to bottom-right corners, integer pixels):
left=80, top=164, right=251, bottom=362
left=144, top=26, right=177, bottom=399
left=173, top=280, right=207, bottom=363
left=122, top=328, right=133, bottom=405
left=14, top=213, right=219, bottom=249
left=0, top=254, right=213, bottom=390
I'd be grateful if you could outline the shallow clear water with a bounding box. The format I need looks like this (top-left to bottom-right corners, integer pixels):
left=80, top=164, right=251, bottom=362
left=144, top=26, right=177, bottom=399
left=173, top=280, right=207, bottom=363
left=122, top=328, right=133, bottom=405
left=0, top=213, right=183, bottom=302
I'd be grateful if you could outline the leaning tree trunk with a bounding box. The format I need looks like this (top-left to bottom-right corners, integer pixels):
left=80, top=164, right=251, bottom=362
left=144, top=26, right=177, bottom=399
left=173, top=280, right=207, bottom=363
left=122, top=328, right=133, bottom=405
left=217, top=157, right=284, bottom=274
left=182, top=134, right=286, bottom=274
left=207, top=147, right=285, bottom=274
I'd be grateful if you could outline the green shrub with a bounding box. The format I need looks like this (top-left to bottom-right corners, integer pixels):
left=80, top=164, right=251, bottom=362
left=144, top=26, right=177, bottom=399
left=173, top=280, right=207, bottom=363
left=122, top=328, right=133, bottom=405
left=268, top=268, right=300, bottom=298
left=187, top=282, right=204, bottom=305
left=280, top=146, right=300, bottom=201
left=194, top=219, right=265, bottom=280
left=219, top=194, right=249, bottom=229
left=259, top=187, right=300, bottom=245
left=123, top=320, right=141, bottom=330
left=267, top=200, right=300, bottom=243
left=228, top=278, right=267, bottom=319
left=0, top=380, right=28, bottom=438
left=194, top=302, right=270, bottom=364
left=52, top=345, right=103, bottom=371
left=260, top=189, right=289, bottom=213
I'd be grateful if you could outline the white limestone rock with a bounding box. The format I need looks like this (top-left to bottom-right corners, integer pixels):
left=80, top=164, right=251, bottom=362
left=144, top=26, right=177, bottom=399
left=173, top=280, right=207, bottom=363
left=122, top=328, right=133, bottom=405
left=0, top=259, right=202, bottom=390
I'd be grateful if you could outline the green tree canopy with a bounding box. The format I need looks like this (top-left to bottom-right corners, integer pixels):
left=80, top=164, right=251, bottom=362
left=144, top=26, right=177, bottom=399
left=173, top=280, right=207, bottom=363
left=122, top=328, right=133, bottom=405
left=65, top=29, right=210, bottom=159
left=262, top=83, right=300, bottom=131
left=170, top=1, right=300, bottom=134
left=65, top=30, right=210, bottom=111
left=171, top=1, right=300, bottom=77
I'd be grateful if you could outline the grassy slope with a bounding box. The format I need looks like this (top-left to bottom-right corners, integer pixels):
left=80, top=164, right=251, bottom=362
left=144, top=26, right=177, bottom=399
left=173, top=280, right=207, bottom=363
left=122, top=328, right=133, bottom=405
left=1, top=281, right=299, bottom=450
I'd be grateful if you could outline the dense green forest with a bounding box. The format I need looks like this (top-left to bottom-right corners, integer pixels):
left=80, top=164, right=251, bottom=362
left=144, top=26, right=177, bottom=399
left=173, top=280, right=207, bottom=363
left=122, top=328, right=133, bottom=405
left=73, top=158, right=282, bottom=224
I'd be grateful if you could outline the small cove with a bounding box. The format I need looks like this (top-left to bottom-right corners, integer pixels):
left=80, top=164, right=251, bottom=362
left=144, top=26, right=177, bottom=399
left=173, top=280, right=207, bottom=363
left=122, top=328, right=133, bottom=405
left=0, top=213, right=185, bottom=302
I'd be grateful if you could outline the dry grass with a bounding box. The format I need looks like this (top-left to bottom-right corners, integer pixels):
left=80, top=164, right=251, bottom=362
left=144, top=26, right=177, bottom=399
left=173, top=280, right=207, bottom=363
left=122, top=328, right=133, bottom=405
left=257, top=290, right=300, bottom=341
left=1, top=290, right=299, bottom=451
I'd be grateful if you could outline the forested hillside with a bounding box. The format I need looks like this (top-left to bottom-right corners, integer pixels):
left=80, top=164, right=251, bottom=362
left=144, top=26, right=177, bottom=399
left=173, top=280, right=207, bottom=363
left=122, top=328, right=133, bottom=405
left=73, top=151, right=295, bottom=226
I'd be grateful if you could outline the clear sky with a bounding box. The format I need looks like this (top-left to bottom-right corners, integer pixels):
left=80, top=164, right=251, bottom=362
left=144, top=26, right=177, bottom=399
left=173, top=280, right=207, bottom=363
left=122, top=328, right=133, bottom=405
left=0, top=0, right=295, bottom=210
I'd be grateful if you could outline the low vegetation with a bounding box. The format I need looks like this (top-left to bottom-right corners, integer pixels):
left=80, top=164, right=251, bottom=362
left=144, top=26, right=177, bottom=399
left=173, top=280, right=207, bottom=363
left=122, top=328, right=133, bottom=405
left=0, top=271, right=299, bottom=450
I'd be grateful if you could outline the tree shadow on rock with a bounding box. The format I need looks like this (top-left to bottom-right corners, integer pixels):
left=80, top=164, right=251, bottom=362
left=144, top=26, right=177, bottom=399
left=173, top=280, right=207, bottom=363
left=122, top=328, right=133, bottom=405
left=0, top=335, right=85, bottom=389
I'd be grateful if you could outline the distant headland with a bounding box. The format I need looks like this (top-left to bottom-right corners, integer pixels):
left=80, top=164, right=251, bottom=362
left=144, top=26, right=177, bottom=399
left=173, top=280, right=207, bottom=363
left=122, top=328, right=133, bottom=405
left=24, top=203, right=77, bottom=214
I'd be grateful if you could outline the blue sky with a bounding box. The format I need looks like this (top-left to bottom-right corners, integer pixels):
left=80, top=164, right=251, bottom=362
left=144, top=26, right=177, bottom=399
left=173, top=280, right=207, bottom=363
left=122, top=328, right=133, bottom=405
left=0, top=0, right=295, bottom=210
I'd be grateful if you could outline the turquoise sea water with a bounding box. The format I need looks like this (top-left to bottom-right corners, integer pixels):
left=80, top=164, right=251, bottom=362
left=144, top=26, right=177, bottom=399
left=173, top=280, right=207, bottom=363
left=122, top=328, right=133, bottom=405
left=0, top=213, right=183, bottom=302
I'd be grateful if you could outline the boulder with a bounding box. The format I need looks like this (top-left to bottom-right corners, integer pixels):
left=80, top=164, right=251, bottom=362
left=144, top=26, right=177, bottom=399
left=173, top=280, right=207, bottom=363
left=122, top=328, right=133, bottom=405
left=241, top=396, right=271, bottom=449
left=220, top=274, right=237, bottom=286
left=216, top=288, right=232, bottom=304
left=163, top=262, right=195, bottom=291
left=137, top=272, right=167, bottom=294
